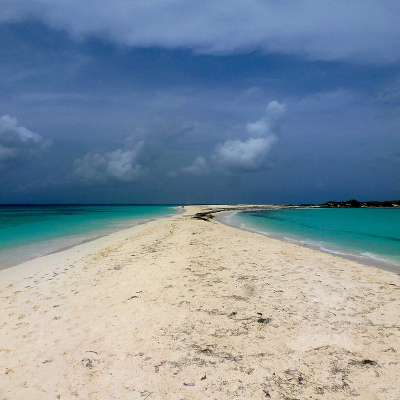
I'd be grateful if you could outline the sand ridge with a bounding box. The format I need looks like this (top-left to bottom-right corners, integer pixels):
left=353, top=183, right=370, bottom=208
left=0, top=206, right=399, bottom=399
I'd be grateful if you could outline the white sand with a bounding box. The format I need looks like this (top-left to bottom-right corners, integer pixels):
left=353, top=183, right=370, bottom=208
left=0, top=206, right=399, bottom=399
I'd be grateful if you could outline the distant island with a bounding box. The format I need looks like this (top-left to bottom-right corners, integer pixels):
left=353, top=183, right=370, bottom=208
left=192, top=200, right=400, bottom=221
left=315, top=199, right=400, bottom=208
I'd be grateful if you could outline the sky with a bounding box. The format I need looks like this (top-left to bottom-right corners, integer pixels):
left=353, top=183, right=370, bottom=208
left=0, top=1, right=399, bottom=204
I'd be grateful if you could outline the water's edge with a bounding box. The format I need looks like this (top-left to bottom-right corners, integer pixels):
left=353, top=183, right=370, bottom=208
left=215, top=210, right=400, bottom=275
left=0, top=208, right=181, bottom=271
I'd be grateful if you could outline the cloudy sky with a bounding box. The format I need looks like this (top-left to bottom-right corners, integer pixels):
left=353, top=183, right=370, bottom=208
left=1, top=1, right=399, bottom=204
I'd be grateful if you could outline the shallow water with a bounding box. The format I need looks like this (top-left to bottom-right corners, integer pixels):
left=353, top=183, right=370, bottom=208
left=0, top=205, right=178, bottom=269
left=219, top=208, right=400, bottom=273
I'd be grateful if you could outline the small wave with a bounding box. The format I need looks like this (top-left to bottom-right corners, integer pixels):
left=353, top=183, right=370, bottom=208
left=219, top=214, right=400, bottom=273
left=318, top=246, right=355, bottom=257
left=360, top=252, right=399, bottom=266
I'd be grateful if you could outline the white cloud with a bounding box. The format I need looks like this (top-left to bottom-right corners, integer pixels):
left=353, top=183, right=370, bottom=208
left=73, top=153, right=107, bottom=183
left=1, top=1, right=399, bottom=63
left=265, top=101, right=287, bottom=124
left=246, top=101, right=287, bottom=137
left=212, top=100, right=286, bottom=172
left=181, top=156, right=210, bottom=176
left=182, top=100, right=286, bottom=174
left=0, top=115, right=48, bottom=165
left=246, top=120, right=268, bottom=137
left=73, top=140, right=146, bottom=183
left=213, top=136, right=277, bottom=171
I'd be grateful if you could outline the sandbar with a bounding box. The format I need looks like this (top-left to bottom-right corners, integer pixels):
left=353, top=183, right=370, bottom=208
left=0, top=205, right=399, bottom=399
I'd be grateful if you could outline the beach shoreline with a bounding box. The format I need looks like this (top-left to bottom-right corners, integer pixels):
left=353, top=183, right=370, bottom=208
left=1, top=205, right=399, bottom=399
left=213, top=209, right=400, bottom=275
left=0, top=206, right=181, bottom=271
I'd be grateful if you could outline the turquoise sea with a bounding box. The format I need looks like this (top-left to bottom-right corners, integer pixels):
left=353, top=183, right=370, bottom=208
left=221, top=208, right=400, bottom=273
left=0, top=205, right=178, bottom=269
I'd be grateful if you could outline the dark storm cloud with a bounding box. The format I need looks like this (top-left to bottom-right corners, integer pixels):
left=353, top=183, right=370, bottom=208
left=1, top=1, right=399, bottom=63
left=0, top=1, right=399, bottom=204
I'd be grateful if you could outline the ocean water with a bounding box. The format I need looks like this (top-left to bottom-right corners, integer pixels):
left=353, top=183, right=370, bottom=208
left=0, top=205, right=178, bottom=269
left=221, top=208, right=400, bottom=272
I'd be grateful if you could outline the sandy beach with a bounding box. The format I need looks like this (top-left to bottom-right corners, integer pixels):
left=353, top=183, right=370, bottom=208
left=0, top=205, right=399, bottom=400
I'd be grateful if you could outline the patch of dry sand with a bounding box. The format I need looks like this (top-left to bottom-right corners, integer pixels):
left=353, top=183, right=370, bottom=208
left=0, top=206, right=399, bottom=399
